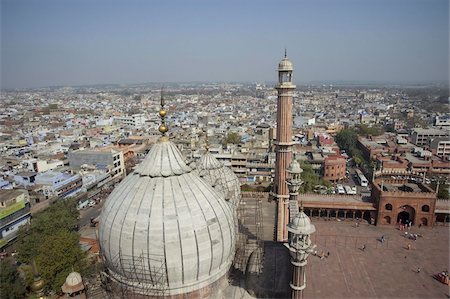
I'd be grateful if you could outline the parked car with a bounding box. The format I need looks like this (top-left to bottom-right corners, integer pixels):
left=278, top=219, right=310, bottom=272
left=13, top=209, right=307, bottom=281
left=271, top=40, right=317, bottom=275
left=77, top=200, right=89, bottom=210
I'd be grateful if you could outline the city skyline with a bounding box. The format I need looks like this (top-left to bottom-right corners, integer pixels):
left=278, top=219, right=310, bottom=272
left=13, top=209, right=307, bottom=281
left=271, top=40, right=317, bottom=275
left=1, top=0, right=449, bottom=89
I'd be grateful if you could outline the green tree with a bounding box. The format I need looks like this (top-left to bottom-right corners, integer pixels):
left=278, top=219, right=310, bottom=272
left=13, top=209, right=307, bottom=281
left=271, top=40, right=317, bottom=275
left=222, top=132, right=241, bottom=145
left=353, top=155, right=363, bottom=166
left=0, top=258, right=27, bottom=299
left=17, top=199, right=79, bottom=265
left=335, top=128, right=358, bottom=155
left=356, top=124, right=384, bottom=136
left=36, top=230, right=86, bottom=293
left=299, top=160, right=320, bottom=193
left=437, top=183, right=449, bottom=200
left=16, top=198, right=87, bottom=294
left=240, top=184, right=253, bottom=192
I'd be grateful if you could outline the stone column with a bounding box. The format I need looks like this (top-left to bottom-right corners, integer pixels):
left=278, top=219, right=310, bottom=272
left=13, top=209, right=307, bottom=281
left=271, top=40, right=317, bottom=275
left=291, top=259, right=306, bottom=299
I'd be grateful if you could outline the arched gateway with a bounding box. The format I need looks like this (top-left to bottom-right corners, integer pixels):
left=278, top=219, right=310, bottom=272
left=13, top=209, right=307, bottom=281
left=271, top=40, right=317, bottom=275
left=397, top=205, right=416, bottom=224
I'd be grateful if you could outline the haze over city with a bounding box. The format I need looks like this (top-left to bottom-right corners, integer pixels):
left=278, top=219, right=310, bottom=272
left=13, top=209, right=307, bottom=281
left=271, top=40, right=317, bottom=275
left=1, top=0, right=449, bottom=89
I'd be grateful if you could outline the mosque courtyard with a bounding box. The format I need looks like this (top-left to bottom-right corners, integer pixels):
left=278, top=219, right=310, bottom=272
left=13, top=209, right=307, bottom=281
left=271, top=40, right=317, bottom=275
left=299, top=220, right=450, bottom=299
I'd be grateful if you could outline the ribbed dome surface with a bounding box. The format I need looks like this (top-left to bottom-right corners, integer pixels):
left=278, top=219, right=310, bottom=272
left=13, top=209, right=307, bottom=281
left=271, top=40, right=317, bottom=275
left=287, top=160, right=302, bottom=175
left=65, top=272, right=82, bottom=286
left=134, top=138, right=192, bottom=177
left=99, top=138, right=235, bottom=296
left=278, top=57, right=293, bottom=71
left=288, top=210, right=316, bottom=235
left=196, top=151, right=241, bottom=208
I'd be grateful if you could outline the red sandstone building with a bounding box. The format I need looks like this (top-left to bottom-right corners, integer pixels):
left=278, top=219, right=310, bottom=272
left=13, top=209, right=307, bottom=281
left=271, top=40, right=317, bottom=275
left=322, top=155, right=346, bottom=182
left=372, top=178, right=436, bottom=226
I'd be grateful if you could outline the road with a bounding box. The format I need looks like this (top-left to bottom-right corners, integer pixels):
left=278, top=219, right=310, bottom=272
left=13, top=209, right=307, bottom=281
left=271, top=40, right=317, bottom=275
left=78, top=200, right=103, bottom=227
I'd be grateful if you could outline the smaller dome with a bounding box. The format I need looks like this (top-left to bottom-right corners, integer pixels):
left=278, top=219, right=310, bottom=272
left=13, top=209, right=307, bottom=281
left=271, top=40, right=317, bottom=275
left=278, top=57, right=293, bottom=71
left=287, top=160, right=302, bottom=175
left=196, top=151, right=241, bottom=207
left=287, top=211, right=315, bottom=235
left=65, top=272, right=82, bottom=286
left=61, top=272, right=84, bottom=294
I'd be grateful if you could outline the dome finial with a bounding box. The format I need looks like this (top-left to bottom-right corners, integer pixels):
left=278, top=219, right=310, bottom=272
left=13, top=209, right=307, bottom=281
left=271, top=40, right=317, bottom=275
left=205, top=130, right=210, bottom=151
left=284, top=48, right=287, bottom=58
left=158, top=87, right=168, bottom=136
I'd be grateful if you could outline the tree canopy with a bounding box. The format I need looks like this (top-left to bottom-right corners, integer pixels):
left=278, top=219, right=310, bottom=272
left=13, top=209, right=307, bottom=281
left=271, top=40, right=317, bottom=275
left=299, top=160, right=332, bottom=193
left=16, top=198, right=87, bottom=294
left=437, top=182, right=449, bottom=200
left=0, top=258, right=27, bottom=299
left=335, top=128, right=358, bottom=155
left=222, top=132, right=241, bottom=145
left=355, top=124, right=384, bottom=136
left=336, top=128, right=365, bottom=166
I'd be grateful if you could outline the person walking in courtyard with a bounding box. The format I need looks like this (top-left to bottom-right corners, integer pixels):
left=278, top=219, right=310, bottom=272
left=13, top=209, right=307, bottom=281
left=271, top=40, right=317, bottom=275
left=381, top=235, right=385, bottom=243
left=362, top=244, right=366, bottom=251
left=416, top=267, right=421, bottom=273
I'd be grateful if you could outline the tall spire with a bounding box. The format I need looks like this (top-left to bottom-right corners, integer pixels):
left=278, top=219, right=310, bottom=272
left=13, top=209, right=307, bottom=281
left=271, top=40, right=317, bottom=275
left=158, top=87, right=168, bottom=136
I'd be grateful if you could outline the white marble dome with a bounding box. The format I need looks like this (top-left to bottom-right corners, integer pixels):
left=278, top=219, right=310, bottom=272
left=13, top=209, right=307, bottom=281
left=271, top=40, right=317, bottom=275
left=99, top=137, right=235, bottom=296
left=287, top=210, right=316, bottom=235
left=64, top=272, right=82, bottom=287
left=278, top=57, right=293, bottom=71
left=196, top=151, right=241, bottom=208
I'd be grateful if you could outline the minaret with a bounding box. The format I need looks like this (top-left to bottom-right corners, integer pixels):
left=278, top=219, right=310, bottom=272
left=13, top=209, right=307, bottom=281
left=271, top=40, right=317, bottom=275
left=287, top=160, right=303, bottom=223
left=285, top=206, right=316, bottom=299
left=274, top=50, right=296, bottom=242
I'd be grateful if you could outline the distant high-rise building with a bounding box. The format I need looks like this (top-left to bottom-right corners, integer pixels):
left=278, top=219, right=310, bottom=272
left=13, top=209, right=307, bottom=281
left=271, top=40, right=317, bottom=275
left=273, top=51, right=296, bottom=242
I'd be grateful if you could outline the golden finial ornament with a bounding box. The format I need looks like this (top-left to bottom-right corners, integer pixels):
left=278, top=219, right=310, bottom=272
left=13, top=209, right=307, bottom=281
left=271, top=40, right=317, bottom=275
left=158, top=87, right=168, bottom=136
left=205, top=130, right=209, bottom=151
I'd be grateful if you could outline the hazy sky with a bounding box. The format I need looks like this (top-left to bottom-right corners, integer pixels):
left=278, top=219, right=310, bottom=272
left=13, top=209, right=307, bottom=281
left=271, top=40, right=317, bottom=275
left=1, top=0, right=449, bottom=89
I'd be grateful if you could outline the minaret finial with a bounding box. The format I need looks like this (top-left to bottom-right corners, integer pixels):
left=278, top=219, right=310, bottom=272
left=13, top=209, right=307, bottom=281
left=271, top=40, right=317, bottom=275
left=158, top=87, right=168, bottom=136
left=284, top=48, right=287, bottom=58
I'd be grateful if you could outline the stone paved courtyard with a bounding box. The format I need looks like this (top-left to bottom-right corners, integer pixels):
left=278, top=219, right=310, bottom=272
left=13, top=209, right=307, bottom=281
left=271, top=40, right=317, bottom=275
left=302, top=220, right=450, bottom=299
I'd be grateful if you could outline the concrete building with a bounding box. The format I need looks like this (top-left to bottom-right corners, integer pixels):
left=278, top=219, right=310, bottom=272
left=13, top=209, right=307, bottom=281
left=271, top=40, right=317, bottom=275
left=0, top=189, right=31, bottom=248
left=13, top=171, right=37, bottom=187
left=68, top=149, right=125, bottom=180
left=429, top=138, right=450, bottom=159
left=23, top=158, right=64, bottom=173
left=35, top=171, right=82, bottom=199
left=411, top=128, right=449, bottom=146
left=113, top=113, right=146, bottom=129
left=273, top=52, right=296, bottom=242
left=434, top=115, right=450, bottom=128
left=246, top=163, right=274, bottom=184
